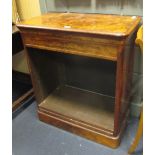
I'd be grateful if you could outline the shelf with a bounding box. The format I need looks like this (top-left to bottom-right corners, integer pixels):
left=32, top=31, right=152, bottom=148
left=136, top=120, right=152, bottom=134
left=39, top=85, right=115, bottom=131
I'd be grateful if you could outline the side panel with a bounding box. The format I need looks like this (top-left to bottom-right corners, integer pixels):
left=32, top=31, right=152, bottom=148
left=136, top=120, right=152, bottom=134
left=114, top=30, right=137, bottom=136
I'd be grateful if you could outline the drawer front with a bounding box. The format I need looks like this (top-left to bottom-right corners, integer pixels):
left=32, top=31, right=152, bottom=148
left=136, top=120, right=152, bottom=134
left=21, top=28, right=123, bottom=61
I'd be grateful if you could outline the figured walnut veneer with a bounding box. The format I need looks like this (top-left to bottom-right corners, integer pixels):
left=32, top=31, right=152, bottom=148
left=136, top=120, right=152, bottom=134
left=18, top=13, right=140, bottom=36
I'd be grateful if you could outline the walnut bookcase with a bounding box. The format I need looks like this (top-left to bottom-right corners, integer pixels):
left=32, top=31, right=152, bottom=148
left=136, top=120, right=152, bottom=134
left=17, top=13, right=141, bottom=148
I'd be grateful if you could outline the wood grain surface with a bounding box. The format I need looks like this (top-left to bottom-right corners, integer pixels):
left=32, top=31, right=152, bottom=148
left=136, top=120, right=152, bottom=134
left=17, top=12, right=141, bottom=37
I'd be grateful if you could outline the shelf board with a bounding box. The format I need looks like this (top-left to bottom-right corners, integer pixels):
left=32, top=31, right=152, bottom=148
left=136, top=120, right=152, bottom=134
left=39, top=85, right=115, bottom=131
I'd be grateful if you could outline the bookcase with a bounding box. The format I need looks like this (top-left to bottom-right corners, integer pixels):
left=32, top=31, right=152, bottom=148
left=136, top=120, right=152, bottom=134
left=17, top=13, right=141, bottom=148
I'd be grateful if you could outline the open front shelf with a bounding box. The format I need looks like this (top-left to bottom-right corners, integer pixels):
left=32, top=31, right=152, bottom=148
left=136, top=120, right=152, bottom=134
left=28, top=48, right=116, bottom=133
left=39, top=85, right=115, bottom=131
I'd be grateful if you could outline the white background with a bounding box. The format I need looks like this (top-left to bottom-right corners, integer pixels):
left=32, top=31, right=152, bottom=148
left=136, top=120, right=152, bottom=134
left=0, top=0, right=154, bottom=154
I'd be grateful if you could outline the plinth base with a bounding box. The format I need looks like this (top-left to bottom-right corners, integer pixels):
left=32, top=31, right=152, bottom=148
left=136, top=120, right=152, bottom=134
left=38, top=108, right=124, bottom=148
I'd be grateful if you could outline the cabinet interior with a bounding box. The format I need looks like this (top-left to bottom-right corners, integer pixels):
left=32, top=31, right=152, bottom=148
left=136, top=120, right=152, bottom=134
left=28, top=47, right=117, bottom=131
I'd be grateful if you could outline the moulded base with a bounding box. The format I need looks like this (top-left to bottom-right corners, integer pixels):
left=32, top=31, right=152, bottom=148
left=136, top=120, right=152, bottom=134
left=38, top=109, right=124, bottom=148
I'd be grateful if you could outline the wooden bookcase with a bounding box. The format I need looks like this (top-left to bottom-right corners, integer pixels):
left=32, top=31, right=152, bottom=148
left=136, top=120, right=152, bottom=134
left=17, top=13, right=141, bottom=148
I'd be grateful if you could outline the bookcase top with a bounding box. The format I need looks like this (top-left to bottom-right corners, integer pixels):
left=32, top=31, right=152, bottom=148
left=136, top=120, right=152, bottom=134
left=17, top=12, right=141, bottom=37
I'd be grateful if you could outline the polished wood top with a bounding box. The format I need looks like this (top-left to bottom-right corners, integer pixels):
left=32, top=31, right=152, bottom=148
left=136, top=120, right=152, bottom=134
left=17, top=13, right=141, bottom=37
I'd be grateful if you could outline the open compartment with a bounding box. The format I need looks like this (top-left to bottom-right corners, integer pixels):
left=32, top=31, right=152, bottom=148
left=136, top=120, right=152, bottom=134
left=27, top=48, right=117, bottom=132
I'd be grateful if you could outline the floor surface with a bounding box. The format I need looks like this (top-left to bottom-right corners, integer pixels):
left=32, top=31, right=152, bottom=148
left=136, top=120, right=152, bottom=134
left=12, top=102, right=143, bottom=155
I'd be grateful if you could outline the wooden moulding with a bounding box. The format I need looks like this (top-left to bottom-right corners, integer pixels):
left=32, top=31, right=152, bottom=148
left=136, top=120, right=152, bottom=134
left=38, top=108, right=128, bottom=148
left=38, top=89, right=129, bottom=148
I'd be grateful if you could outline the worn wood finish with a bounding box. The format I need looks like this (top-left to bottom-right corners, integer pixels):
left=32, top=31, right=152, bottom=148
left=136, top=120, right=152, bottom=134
left=17, top=13, right=141, bottom=148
